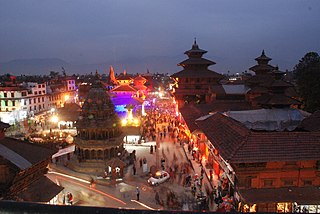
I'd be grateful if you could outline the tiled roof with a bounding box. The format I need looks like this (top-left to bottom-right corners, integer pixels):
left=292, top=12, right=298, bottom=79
left=0, top=143, right=32, bottom=169
left=285, top=86, right=299, bottom=98
left=210, top=84, right=226, bottom=95
left=16, top=176, right=63, bottom=202
left=247, top=86, right=268, bottom=94
left=194, top=112, right=320, bottom=163
left=0, top=86, right=27, bottom=91
left=195, top=113, right=250, bottom=160
left=171, top=69, right=223, bottom=78
left=179, top=101, right=254, bottom=132
left=232, top=131, right=320, bottom=162
left=254, top=94, right=301, bottom=105
left=246, top=74, right=274, bottom=86
left=0, top=137, right=57, bottom=164
left=178, top=58, right=215, bottom=66
left=117, top=75, right=133, bottom=81
left=134, top=75, right=147, bottom=81
left=180, top=105, right=207, bottom=132
left=300, top=110, right=320, bottom=131
left=239, top=186, right=320, bottom=204
left=249, top=64, right=275, bottom=73
left=111, top=85, right=138, bottom=92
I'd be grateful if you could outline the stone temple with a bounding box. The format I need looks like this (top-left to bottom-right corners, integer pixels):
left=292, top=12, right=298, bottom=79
left=68, top=73, right=125, bottom=175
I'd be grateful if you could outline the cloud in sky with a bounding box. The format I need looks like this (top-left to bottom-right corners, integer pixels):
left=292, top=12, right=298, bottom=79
left=0, top=0, right=320, bottom=74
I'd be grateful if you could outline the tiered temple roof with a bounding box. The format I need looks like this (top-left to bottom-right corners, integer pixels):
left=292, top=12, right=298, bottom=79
left=172, top=39, right=222, bottom=79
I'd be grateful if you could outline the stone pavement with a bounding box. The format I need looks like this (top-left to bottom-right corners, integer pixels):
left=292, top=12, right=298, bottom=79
left=48, top=133, right=219, bottom=211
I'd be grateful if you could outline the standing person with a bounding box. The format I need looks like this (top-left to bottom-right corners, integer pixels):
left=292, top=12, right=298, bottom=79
left=133, top=164, right=136, bottom=175
left=139, top=158, right=143, bottom=168
left=136, top=187, right=140, bottom=201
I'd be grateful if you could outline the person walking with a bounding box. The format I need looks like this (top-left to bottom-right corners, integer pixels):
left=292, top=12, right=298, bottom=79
left=136, top=187, right=140, bottom=201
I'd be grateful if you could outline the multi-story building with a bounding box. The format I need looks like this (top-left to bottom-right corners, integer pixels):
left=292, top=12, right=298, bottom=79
left=0, top=86, right=29, bottom=124
left=0, top=76, right=77, bottom=124
left=194, top=112, right=320, bottom=213
left=0, top=82, right=48, bottom=124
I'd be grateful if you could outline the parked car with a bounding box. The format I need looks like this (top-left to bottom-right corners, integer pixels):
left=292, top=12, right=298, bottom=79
left=148, top=170, right=170, bottom=186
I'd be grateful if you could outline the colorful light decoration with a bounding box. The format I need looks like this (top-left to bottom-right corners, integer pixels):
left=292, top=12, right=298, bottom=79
left=121, top=104, right=140, bottom=127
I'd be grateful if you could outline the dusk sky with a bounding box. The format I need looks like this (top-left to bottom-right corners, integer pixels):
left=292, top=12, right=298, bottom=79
left=1, top=0, right=320, bottom=75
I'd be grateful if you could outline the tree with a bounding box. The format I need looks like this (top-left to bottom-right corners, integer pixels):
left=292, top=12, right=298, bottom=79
left=294, top=52, right=320, bottom=113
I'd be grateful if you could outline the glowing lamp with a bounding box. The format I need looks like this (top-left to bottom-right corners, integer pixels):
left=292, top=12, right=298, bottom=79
left=64, top=95, right=70, bottom=101
left=51, top=116, right=59, bottom=123
left=121, top=119, right=127, bottom=126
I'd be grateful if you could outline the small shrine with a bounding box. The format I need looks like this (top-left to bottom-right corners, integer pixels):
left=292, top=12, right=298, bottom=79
left=68, top=72, right=126, bottom=176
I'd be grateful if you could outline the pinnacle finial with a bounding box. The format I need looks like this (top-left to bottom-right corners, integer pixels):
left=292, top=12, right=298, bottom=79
left=194, top=37, right=197, bottom=45
left=262, top=50, right=265, bottom=56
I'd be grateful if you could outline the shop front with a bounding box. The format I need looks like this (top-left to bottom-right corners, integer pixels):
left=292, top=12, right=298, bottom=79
left=237, top=186, right=320, bottom=213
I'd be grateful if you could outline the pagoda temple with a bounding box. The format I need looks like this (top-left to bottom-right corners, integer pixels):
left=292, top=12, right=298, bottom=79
left=171, top=39, right=223, bottom=107
left=69, top=72, right=125, bottom=175
left=246, top=50, right=299, bottom=108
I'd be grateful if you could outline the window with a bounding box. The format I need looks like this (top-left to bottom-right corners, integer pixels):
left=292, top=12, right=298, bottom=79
left=4, top=93, right=7, bottom=98
left=22, top=91, right=26, bottom=96
left=42, top=84, right=45, bottom=88
left=29, top=99, right=32, bottom=104
left=303, top=180, right=312, bottom=186
left=4, top=101, right=8, bottom=106
left=38, top=98, right=40, bottom=102
left=264, top=179, right=273, bottom=187
left=29, top=106, right=32, bottom=111
left=11, top=93, right=14, bottom=97
left=35, top=91, right=38, bottom=95
left=34, top=106, right=36, bottom=110
left=34, top=98, right=36, bottom=103
left=12, top=101, right=15, bottom=106
left=283, top=179, right=294, bottom=186
left=39, top=105, right=41, bottom=110
left=38, top=85, right=41, bottom=88
left=42, top=90, right=45, bottom=94
left=39, top=91, right=42, bottom=94
left=42, top=97, right=44, bottom=102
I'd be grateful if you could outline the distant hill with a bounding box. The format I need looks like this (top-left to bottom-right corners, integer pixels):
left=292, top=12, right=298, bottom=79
left=0, top=55, right=215, bottom=75
left=0, top=58, right=69, bottom=75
